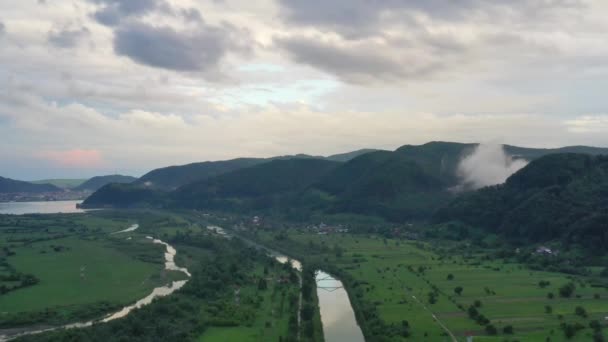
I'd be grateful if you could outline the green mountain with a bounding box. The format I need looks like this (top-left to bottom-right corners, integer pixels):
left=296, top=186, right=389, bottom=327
left=80, top=183, right=164, bottom=208
left=0, top=177, right=61, bottom=193
left=134, top=158, right=267, bottom=190
left=74, top=175, right=137, bottom=192
left=325, top=149, right=380, bottom=162
left=82, top=142, right=608, bottom=222
left=171, top=158, right=341, bottom=211
left=133, top=150, right=378, bottom=191
left=304, top=150, right=449, bottom=220
left=31, top=179, right=87, bottom=189
left=434, top=153, right=608, bottom=252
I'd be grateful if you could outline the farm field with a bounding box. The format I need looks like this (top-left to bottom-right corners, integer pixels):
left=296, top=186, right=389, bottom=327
left=0, top=212, right=176, bottom=327
left=198, top=263, right=300, bottom=342
left=256, top=230, right=608, bottom=341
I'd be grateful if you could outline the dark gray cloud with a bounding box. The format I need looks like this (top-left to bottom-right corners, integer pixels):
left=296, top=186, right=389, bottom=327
left=48, top=26, right=90, bottom=48
left=114, top=22, right=247, bottom=72
left=89, top=0, right=163, bottom=26
left=278, top=0, right=583, bottom=36
left=276, top=35, right=441, bottom=84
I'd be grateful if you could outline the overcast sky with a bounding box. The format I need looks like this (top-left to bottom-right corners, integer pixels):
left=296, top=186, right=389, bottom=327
left=2, top=0, right=608, bottom=180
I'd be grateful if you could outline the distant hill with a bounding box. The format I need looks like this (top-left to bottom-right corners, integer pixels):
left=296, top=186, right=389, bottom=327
left=434, top=153, right=608, bottom=252
left=0, top=177, right=61, bottom=193
left=134, top=158, right=267, bottom=190
left=171, top=158, right=341, bottom=211
left=325, top=149, right=380, bottom=162
left=132, top=149, right=379, bottom=191
left=74, top=175, right=137, bottom=192
left=31, top=179, right=87, bottom=189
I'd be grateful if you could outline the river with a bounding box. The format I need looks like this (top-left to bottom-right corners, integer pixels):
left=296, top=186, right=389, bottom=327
left=214, top=227, right=364, bottom=342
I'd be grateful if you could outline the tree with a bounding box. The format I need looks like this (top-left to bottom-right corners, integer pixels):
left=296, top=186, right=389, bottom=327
left=559, top=282, right=575, bottom=298
left=257, top=278, right=267, bottom=291
left=545, top=305, right=553, bottom=314
left=467, top=305, right=479, bottom=319
left=454, top=286, right=463, bottom=296
left=485, top=324, right=498, bottom=335
left=575, top=306, right=587, bottom=318
left=447, top=274, right=454, bottom=280
left=503, top=325, right=514, bottom=334
left=474, top=300, right=482, bottom=308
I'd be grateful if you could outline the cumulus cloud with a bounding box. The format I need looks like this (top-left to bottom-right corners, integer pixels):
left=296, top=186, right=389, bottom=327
left=455, top=143, right=528, bottom=191
left=48, top=26, right=90, bottom=48
left=89, top=0, right=164, bottom=26
left=274, top=0, right=587, bottom=84
left=278, top=0, right=583, bottom=35
left=276, top=35, right=443, bottom=84
left=113, top=21, right=248, bottom=72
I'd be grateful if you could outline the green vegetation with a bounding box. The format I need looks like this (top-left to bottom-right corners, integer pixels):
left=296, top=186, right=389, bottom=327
left=436, top=153, right=608, bottom=255
left=250, top=229, right=608, bottom=341
left=15, top=223, right=301, bottom=342
left=0, top=213, right=173, bottom=328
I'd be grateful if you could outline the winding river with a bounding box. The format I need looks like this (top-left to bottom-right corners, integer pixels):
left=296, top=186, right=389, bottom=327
left=212, top=227, right=364, bottom=342
left=0, top=223, right=190, bottom=342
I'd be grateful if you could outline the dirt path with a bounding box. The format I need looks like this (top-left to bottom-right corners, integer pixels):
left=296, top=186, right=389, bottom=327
left=412, top=295, right=459, bottom=342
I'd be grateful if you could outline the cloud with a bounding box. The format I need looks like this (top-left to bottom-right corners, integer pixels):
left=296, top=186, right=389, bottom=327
left=276, top=35, right=443, bottom=84
left=278, top=0, right=583, bottom=36
left=48, top=26, right=90, bottom=48
left=564, top=115, right=608, bottom=133
left=455, top=143, right=528, bottom=190
left=38, top=149, right=104, bottom=168
left=113, top=21, right=249, bottom=73
left=89, top=0, right=163, bottom=26
left=0, top=21, right=5, bottom=35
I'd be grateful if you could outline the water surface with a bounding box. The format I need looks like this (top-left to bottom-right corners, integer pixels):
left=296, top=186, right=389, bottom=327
left=0, top=201, right=84, bottom=215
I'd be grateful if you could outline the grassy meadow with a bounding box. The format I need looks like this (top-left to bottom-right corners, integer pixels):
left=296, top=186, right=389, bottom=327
left=254, top=230, right=608, bottom=341
left=0, top=212, right=175, bottom=327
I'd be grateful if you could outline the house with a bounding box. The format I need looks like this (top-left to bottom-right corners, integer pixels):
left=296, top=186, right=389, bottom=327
left=536, top=246, right=555, bottom=255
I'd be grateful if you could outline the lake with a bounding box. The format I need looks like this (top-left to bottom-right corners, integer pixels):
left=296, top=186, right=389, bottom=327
left=0, top=200, right=85, bottom=215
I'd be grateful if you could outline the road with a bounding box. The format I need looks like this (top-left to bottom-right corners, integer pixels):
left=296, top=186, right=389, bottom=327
left=412, top=295, right=459, bottom=342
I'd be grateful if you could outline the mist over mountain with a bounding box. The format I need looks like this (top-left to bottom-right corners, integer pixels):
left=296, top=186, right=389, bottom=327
left=435, top=153, right=608, bottom=252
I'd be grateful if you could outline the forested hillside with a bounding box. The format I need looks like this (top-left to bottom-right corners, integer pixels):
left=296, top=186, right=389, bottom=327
left=74, top=175, right=136, bottom=192
left=435, top=153, right=608, bottom=252
left=0, top=177, right=60, bottom=193
left=82, top=142, right=608, bottom=222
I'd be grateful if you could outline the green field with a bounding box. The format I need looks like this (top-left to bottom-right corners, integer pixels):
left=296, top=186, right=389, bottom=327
left=0, top=212, right=174, bottom=327
left=253, top=230, right=608, bottom=341
left=198, top=263, right=300, bottom=342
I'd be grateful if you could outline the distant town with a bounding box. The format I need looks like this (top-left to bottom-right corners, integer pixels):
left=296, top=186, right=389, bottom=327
left=0, top=190, right=89, bottom=203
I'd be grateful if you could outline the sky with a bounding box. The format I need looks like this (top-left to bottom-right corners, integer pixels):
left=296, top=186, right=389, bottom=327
left=1, top=0, right=608, bottom=180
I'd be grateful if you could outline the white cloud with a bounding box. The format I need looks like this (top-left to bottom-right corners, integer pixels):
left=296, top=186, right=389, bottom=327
left=456, top=144, right=528, bottom=190
left=1, top=0, right=608, bottom=179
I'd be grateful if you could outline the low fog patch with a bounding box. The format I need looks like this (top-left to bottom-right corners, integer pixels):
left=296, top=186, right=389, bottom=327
left=454, top=143, right=527, bottom=191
